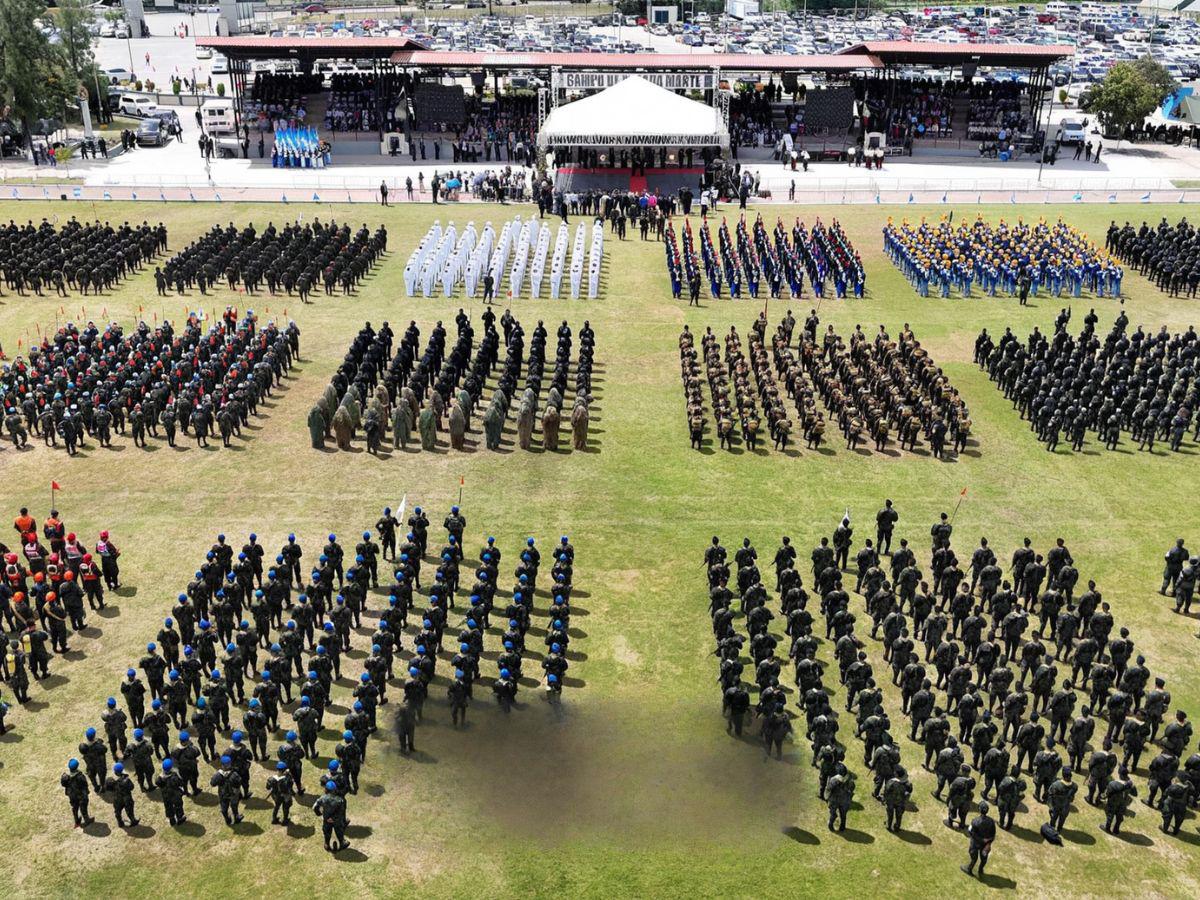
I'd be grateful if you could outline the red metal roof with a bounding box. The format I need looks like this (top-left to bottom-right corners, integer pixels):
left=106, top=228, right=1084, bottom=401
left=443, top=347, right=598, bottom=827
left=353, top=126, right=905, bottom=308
left=390, top=50, right=882, bottom=71
left=196, top=35, right=425, bottom=57
left=196, top=36, right=1068, bottom=69
left=839, top=41, right=1074, bottom=63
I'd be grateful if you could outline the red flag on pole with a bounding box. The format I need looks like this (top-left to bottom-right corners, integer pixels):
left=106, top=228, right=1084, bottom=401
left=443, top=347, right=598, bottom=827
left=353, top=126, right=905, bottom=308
left=51, top=481, right=61, bottom=491
left=960, top=487, right=968, bottom=496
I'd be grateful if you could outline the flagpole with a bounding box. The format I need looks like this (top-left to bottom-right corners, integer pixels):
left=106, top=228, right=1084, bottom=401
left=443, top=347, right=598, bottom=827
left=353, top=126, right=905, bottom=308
left=950, top=487, right=967, bottom=524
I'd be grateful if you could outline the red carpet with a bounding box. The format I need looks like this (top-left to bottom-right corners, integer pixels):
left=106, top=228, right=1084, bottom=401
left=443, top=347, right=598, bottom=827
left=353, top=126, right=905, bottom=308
left=557, top=166, right=705, bottom=192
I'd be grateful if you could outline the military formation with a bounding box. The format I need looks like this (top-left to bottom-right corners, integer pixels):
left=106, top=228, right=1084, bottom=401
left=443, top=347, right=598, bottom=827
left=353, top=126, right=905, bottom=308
left=976, top=309, right=1200, bottom=454
left=156, top=219, right=386, bottom=301
left=0, top=218, right=167, bottom=297
left=884, top=215, right=1122, bottom=300
left=681, top=313, right=968, bottom=456
left=310, top=311, right=595, bottom=454
left=1107, top=217, right=1200, bottom=297
left=1, top=507, right=123, bottom=712
left=666, top=215, right=865, bottom=302
left=706, top=504, right=1198, bottom=872
left=49, top=513, right=579, bottom=844
left=0, top=312, right=299, bottom=453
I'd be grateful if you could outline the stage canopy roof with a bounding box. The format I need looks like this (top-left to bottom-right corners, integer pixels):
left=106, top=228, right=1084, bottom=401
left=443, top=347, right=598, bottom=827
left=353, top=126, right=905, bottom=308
left=537, top=75, right=728, bottom=148
left=197, top=36, right=1070, bottom=73
left=389, top=49, right=882, bottom=72
left=838, top=41, right=1073, bottom=68
left=197, top=35, right=425, bottom=63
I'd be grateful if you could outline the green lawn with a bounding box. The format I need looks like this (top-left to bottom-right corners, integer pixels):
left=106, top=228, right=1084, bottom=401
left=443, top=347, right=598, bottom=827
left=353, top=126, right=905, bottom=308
left=0, top=198, right=1197, bottom=898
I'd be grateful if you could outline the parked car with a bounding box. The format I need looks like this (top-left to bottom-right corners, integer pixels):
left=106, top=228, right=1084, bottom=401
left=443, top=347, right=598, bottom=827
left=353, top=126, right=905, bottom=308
left=135, top=118, right=169, bottom=147
left=1057, top=119, right=1085, bottom=144
left=211, top=55, right=229, bottom=74
left=118, top=95, right=156, bottom=117
left=196, top=46, right=213, bottom=59
left=105, top=67, right=133, bottom=84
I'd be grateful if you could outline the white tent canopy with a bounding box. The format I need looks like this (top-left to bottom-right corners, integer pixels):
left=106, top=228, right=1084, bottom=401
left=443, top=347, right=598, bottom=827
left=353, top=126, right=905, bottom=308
left=538, top=75, right=729, bottom=149
left=1138, top=0, right=1200, bottom=13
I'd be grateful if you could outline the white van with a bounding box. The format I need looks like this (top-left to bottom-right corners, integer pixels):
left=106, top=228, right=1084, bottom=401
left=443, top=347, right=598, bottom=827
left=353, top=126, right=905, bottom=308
left=200, top=99, right=237, bottom=135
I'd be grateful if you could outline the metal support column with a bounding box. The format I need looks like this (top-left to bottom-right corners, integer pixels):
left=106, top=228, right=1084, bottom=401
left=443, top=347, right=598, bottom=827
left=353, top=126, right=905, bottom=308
left=537, top=86, right=550, bottom=133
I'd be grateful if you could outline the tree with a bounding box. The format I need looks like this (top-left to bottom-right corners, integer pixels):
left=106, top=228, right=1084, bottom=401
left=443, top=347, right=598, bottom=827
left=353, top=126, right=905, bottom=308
left=56, top=0, right=96, bottom=83
left=0, top=0, right=74, bottom=154
left=1131, top=54, right=1176, bottom=106
left=1087, top=62, right=1160, bottom=143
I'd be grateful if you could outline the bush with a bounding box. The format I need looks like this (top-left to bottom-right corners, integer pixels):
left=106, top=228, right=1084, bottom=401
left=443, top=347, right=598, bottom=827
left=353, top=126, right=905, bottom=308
left=145, top=80, right=155, bottom=91
left=173, top=80, right=181, bottom=96
left=216, top=83, right=226, bottom=97
left=1059, top=88, right=1068, bottom=104
left=134, top=80, right=143, bottom=91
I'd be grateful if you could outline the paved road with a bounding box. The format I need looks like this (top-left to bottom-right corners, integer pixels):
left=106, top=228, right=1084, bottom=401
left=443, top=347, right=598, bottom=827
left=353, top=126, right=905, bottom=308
left=96, top=11, right=228, bottom=94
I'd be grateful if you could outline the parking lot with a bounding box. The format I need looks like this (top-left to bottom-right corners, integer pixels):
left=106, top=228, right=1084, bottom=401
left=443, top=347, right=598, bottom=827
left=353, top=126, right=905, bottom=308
left=95, top=4, right=1200, bottom=109
left=3, top=3, right=1188, bottom=195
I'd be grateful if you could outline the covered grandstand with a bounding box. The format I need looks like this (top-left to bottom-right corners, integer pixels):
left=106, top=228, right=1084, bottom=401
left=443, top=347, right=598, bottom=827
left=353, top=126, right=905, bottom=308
left=196, top=35, right=1073, bottom=180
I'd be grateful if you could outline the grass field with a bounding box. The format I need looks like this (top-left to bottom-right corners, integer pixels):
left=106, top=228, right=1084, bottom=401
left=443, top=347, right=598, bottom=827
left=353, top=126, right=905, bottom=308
left=0, top=197, right=1198, bottom=898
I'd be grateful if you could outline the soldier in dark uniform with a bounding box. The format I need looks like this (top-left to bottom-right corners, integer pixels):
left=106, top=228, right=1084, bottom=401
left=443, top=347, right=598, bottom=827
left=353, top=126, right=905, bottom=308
left=995, top=764, right=1025, bottom=830
left=376, top=507, right=399, bottom=561
left=825, top=763, right=855, bottom=832
left=104, top=762, right=138, bottom=828
left=1161, top=538, right=1188, bottom=595
left=61, top=758, right=93, bottom=827
left=1101, top=765, right=1136, bottom=834
left=946, top=763, right=977, bottom=829
left=962, top=801, right=996, bottom=878
left=79, top=727, right=108, bottom=792
left=875, top=500, right=899, bottom=554
left=156, top=758, right=187, bottom=826
left=267, top=760, right=295, bottom=825
left=126, top=727, right=155, bottom=791
left=210, top=754, right=244, bottom=826
left=1161, top=777, right=1190, bottom=835
left=1046, top=766, right=1078, bottom=832
left=313, top=779, right=349, bottom=851
left=882, top=765, right=913, bottom=832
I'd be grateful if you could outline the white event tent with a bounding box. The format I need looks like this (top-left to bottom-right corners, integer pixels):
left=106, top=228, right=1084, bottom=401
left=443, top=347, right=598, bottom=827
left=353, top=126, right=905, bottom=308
left=537, top=75, right=730, bottom=150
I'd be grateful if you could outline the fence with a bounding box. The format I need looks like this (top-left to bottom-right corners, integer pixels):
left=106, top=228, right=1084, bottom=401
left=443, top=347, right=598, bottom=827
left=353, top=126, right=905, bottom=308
left=3, top=179, right=1198, bottom=207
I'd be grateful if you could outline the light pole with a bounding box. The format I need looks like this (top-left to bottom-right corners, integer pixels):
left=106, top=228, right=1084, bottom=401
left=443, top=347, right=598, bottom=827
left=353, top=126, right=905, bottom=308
left=1037, top=75, right=1056, bottom=184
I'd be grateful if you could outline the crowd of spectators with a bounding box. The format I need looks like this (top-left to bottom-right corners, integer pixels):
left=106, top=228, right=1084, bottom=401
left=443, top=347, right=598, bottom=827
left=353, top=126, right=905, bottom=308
left=324, top=73, right=407, bottom=134
left=243, top=72, right=317, bottom=135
